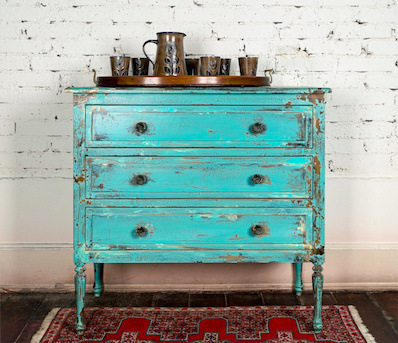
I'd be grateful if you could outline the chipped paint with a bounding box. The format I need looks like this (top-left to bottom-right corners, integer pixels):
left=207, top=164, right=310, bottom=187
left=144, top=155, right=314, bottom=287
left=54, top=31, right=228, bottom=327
left=315, top=118, right=323, bottom=134
left=297, top=90, right=325, bottom=105
left=228, top=234, right=246, bottom=241
left=93, top=106, right=110, bottom=118
left=180, top=246, right=218, bottom=251
left=261, top=174, right=272, bottom=185
left=74, top=175, right=84, bottom=183
left=77, top=137, right=84, bottom=148
left=296, top=217, right=306, bottom=234
left=94, top=133, right=109, bottom=141
left=312, top=246, right=325, bottom=255
left=313, top=156, right=321, bottom=176
left=217, top=214, right=243, bottom=222
left=74, top=93, right=96, bottom=106
left=219, top=253, right=248, bottom=261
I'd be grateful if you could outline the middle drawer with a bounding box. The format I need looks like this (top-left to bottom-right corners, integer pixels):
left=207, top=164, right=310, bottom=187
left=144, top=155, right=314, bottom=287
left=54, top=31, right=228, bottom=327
left=86, top=156, right=313, bottom=199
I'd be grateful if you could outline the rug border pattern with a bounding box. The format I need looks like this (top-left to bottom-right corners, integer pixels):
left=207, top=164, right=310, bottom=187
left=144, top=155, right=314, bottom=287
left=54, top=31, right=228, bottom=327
left=31, top=305, right=377, bottom=343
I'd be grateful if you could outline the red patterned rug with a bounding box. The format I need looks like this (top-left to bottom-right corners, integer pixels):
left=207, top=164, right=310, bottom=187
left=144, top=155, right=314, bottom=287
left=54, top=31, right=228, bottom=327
left=32, top=306, right=376, bottom=343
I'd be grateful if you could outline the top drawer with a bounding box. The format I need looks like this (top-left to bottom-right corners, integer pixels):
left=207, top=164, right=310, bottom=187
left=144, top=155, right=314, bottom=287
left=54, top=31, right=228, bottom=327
left=86, top=105, right=313, bottom=148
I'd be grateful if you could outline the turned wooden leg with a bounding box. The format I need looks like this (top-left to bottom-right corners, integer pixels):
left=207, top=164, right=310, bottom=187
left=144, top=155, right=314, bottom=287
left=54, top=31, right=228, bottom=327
left=75, top=263, right=86, bottom=335
left=294, top=263, right=303, bottom=296
left=312, top=263, right=324, bottom=332
left=93, top=263, right=104, bottom=297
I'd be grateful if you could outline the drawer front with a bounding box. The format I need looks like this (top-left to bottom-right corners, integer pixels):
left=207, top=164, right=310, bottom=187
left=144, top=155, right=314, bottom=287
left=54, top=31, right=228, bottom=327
left=86, top=207, right=313, bottom=250
left=86, top=156, right=313, bottom=199
left=86, top=105, right=313, bottom=148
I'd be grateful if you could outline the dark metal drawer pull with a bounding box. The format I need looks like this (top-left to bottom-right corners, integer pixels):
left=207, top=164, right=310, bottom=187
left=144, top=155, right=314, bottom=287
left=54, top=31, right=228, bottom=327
left=135, top=122, right=147, bottom=133
left=135, top=226, right=148, bottom=237
left=133, top=174, right=147, bottom=185
left=251, top=122, right=265, bottom=134
left=251, top=224, right=264, bottom=236
left=251, top=174, right=264, bottom=184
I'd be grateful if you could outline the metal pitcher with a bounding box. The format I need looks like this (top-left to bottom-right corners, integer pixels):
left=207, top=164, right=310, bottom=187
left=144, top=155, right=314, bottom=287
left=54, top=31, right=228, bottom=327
left=143, top=32, right=187, bottom=76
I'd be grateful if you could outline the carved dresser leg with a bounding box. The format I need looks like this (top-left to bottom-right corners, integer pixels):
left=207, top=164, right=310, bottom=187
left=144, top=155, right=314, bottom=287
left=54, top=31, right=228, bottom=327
left=294, top=262, right=303, bottom=296
left=93, top=263, right=104, bottom=297
left=75, top=263, right=86, bottom=335
left=312, top=263, right=324, bottom=332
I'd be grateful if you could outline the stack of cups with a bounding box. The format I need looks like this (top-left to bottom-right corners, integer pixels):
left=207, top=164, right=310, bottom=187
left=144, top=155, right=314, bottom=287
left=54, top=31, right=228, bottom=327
left=238, top=57, right=258, bottom=76
left=110, top=55, right=260, bottom=77
left=185, top=57, right=232, bottom=76
left=110, top=56, right=150, bottom=76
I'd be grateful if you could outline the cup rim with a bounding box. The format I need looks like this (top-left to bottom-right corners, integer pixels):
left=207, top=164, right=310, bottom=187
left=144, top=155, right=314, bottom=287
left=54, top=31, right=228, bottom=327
left=239, top=56, right=259, bottom=59
left=110, top=55, right=130, bottom=58
left=156, top=31, right=186, bottom=36
left=200, top=55, right=221, bottom=58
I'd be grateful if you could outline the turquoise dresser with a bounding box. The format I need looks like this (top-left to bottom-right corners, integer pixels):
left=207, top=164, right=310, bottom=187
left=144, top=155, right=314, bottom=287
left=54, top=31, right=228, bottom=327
left=69, top=87, right=330, bottom=334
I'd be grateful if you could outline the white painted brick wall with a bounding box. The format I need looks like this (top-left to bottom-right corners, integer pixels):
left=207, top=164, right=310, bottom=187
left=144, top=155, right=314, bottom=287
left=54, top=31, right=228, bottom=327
left=0, top=0, right=396, bottom=180
left=0, top=0, right=397, bottom=245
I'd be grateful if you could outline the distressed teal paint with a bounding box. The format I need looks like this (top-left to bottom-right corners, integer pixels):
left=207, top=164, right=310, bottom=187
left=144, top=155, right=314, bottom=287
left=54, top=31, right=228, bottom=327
left=312, top=263, right=324, bottom=332
left=86, top=156, right=313, bottom=199
left=93, top=263, right=103, bottom=297
left=87, top=105, right=313, bottom=148
left=86, top=207, right=313, bottom=250
left=67, top=87, right=330, bottom=333
left=84, top=249, right=316, bottom=264
left=74, top=264, right=86, bottom=335
left=294, top=262, right=303, bottom=296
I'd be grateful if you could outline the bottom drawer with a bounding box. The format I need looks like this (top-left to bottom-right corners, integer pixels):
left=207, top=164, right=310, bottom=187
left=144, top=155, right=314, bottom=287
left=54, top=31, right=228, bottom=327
left=85, top=207, right=313, bottom=251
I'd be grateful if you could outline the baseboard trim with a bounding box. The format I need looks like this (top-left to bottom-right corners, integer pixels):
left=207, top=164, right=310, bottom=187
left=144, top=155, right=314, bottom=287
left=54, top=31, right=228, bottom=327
left=0, top=243, right=73, bottom=250
left=2, top=282, right=398, bottom=293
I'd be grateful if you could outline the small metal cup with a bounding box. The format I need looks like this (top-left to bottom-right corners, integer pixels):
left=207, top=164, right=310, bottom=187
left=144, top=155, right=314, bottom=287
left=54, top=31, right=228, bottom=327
left=239, top=57, right=258, bottom=76
left=186, top=58, right=200, bottom=75
left=132, top=58, right=149, bottom=76
left=200, top=56, right=221, bottom=76
left=220, top=58, right=231, bottom=75
left=110, top=56, right=130, bottom=76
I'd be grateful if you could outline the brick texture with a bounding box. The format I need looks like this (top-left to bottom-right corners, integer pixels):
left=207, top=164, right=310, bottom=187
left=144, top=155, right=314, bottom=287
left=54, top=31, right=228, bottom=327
left=1, top=0, right=397, bottom=179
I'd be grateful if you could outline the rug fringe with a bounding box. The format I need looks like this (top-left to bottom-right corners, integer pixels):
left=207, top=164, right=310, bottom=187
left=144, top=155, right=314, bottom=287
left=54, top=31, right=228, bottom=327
left=348, top=305, right=378, bottom=343
left=31, top=307, right=60, bottom=343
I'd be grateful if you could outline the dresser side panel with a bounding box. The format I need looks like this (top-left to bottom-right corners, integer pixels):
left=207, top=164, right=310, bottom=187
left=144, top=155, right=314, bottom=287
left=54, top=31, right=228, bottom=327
left=311, top=100, right=326, bottom=263
left=73, top=94, right=88, bottom=264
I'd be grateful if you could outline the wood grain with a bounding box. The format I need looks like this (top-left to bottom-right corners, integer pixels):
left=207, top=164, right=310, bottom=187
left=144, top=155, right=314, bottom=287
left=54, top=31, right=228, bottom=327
left=95, top=75, right=271, bottom=87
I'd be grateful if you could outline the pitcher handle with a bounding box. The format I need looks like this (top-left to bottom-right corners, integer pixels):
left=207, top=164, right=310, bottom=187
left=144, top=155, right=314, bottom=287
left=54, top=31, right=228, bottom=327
left=264, top=69, right=273, bottom=84
left=92, top=69, right=99, bottom=86
left=143, top=39, right=158, bottom=68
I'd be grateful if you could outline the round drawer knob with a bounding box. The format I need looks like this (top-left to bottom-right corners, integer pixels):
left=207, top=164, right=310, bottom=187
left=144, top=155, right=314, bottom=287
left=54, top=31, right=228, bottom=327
left=135, top=226, right=148, bottom=237
left=133, top=174, right=147, bottom=185
left=252, top=122, right=265, bottom=134
left=135, top=122, right=147, bottom=134
left=251, top=174, right=264, bottom=184
left=251, top=224, right=264, bottom=236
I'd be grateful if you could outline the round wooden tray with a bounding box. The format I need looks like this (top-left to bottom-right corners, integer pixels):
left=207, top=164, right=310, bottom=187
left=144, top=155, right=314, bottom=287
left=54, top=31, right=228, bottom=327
left=95, top=75, right=271, bottom=87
